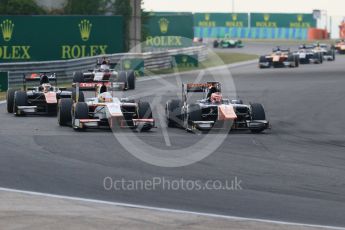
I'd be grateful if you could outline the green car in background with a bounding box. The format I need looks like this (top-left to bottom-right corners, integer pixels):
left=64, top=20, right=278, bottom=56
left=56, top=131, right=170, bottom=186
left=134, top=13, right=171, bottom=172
left=213, top=34, right=244, bottom=48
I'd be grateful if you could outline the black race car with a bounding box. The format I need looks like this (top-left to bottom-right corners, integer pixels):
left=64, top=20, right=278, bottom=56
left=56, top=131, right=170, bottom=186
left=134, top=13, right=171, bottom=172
left=6, top=73, right=72, bottom=116
left=165, top=82, right=269, bottom=133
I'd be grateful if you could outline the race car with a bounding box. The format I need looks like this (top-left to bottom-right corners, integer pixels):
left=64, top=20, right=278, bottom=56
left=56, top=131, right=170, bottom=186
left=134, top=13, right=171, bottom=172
left=312, top=43, right=335, bottom=61
left=335, top=40, right=345, bottom=54
left=213, top=35, right=243, bottom=48
left=295, top=44, right=325, bottom=64
left=58, top=82, right=154, bottom=131
left=72, top=58, right=136, bottom=91
left=6, top=73, right=72, bottom=116
left=165, top=82, right=269, bottom=133
left=259, top=47, right=299, bottom=68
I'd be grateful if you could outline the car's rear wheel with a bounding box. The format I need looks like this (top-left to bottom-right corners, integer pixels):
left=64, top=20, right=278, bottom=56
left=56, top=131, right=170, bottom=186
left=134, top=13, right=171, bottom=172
left=6, top=88, right=16, bottom=113
left=14, top=91, right=28, bottom=116
left=127, top=71, right=135, bottom=90
left=138, top=101, right=153, bottom=131
left=72, top=89, right=85, bottom=102
left=166, top=99, right=183, bottom=127
left=73, top=72, right=84, bottom=83
left=187, top=104, right=202, bottom=123
left=118, top=71, right=128, bottom=89
left=250, top=103, right=266, bottom=133
left=58, top=98, right=73, bottom=126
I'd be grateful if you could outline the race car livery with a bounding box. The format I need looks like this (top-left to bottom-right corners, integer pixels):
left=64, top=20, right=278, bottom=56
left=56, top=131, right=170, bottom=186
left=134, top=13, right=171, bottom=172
left=259, top=47, right=299, bottom=68
left=213, top=37, right=243, bottom=48
left=165, top=82, right=269, bottom=133
left=58, top=82, right=154, bottom=131
left=335, top=40, right=345, bottom=54
left=295, top=44, right=323, bottom=64
left=72, top=59, right=135, bottom=91
left=6, top=73, right=72, bottom=116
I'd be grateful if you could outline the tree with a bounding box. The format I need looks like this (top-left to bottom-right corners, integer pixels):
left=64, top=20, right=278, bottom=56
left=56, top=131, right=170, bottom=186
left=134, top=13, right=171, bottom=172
left=64, top=0, right=103, bottom=15
left=0, top=0, right=46, bottom=15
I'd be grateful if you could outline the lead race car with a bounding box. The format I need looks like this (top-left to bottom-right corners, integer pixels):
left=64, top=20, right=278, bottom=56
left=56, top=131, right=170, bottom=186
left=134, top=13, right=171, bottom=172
left=58, top=81, right=154, bottom=131
left=259, top=47, right=299, bottom=68
left=72, top=58, right=136, bottom=91
left=213, top=34, right=243, bottom=48
left=6, top=73, right=72, bottom=116
left=165, top=82, right=269, bottom=133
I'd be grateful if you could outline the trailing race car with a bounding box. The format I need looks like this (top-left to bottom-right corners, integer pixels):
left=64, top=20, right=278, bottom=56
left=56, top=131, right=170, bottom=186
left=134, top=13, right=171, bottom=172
left=295, top=44, right=324, bottom=64
left=58, top=82, right=154, bottom=131
left=165, top=82, right=269, bottom=133
left=6, top=73, right=72, bottom=116
left=213, top=35, right=243, bottom=48
left=259, top=47, right=299, bottom=68
left=72, top=58, right=135, bottom=90
left=335, top=40, right=345, bottom=54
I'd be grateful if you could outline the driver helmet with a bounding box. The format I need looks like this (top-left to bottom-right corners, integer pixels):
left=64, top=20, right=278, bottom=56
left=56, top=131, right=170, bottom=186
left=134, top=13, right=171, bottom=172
left=98, top=92, right=113, bottom=103
left=211, top=92, right=223, bottom=103
left=41, top=83, right=52, bottom=92
left=100, top=64, right=110, bottom=72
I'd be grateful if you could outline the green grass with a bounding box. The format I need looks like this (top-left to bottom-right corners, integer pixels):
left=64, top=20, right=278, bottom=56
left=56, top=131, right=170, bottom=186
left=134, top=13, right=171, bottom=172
left=0, top=92, right=5, bottom=101
left=148, top=52, right=258, bottom=75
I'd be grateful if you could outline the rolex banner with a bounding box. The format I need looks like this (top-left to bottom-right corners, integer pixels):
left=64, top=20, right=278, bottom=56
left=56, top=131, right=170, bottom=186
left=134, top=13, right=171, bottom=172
left=194, top=13, right=249, bottom=28
left=250, top=13, right=316, bottom=28
left=144, top=14, right=194, bottom=50
left=0, top=16, right=123, bottom=62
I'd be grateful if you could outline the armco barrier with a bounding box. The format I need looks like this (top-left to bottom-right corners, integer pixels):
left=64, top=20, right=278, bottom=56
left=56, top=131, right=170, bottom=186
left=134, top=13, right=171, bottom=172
left=0, top=46, right=207, bottom=87
left=194, top=27, right=309, bottom=40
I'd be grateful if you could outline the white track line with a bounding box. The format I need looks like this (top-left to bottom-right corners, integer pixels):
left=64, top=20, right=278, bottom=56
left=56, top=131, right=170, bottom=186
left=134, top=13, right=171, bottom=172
left=0, top=100, right=5, bottom=104
left=0, top=187, right=344, bottom=230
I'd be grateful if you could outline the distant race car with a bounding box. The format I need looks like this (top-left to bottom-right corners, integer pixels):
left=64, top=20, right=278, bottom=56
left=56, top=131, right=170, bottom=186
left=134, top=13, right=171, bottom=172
left=295, top=44, right=324, bottom=64
left=335, top=40, right=345, bottom=54
left=72, top=58, right=135, bottom=91
left=165, top=82, right=269, bottom=133
left=312, top=43, right=336, bottom=61
left=259, top=47, right=299, bottom=68
left=58, top=82, right=154, bottom=131
left=213, top=35, right=243, bottom=48
left=6, top=73, right=72, bottom=116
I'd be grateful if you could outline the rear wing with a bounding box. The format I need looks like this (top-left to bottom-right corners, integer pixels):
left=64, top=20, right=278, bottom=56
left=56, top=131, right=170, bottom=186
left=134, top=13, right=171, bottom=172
left=23, top=73, right=57, bottom=90
left=24, top=73, right=57, bottom=81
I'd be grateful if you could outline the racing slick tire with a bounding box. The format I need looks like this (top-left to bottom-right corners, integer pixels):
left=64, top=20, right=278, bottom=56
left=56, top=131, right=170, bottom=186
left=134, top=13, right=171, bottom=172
left=288, top=54, right=298, bottom=68
left=213, top=40, right=219, bottom=48
left=258, top=56, right=269, bottom=68
left=127, top=71, right=135, bottom=90
left=187, top=104, right=202, bottom=123
left=166, top=99, right=183, bottom=127
left=118, top=71, right=128, bottom=89
left=250, top=103, right=266, bottom=133
left=14, top=91, right=28, bottom=116
left=58, top=98, right=73, bottom=126
left=72, top=102, right=89, bottom=130
left=72, top=90, right=85, bottom=103
left=138, top=101, right=153, bottom=132
left=73, top=72, right=84, bottom=83
left=6, top=88, right=16, bottom=113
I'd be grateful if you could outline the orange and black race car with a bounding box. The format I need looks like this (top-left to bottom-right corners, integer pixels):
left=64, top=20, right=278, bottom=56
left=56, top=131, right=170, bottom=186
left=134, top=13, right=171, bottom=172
left=335, top=40, right=345, bottom=54
left=259, top=47, right=299, bottom=68
left=166, top=82, right=269, bottom=133
left=6, top=73, right=72, bottom=116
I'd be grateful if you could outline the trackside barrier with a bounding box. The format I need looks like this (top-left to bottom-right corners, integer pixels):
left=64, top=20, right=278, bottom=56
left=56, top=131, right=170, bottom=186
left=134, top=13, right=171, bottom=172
left=0, top=46, right=207, bottom=87
left=194, top=27, right=309, bottom=40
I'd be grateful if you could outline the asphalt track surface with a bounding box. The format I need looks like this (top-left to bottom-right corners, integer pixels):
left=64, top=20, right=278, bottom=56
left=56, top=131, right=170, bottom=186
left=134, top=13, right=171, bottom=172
left=1, top=44, right=345, bottom=227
